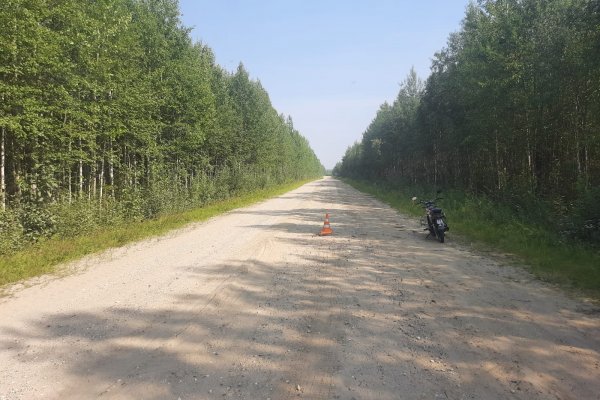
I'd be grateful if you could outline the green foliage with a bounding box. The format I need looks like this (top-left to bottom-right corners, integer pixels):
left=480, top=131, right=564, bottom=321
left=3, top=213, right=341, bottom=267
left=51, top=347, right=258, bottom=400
left=18, top=202, right=57, bottom=241
left=335, top=0, right=600, bottom=247
left=0, top=210, right=23, bottom=254
left=0, top=0, right=324, bottom=259
left=566, top=183, right=600, bottom=243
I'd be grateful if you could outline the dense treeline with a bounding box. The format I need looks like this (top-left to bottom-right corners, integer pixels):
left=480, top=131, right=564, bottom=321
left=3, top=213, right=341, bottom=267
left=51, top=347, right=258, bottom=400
left=0, top=0, right=323, bottom=253
left=334, top=0, right=599, bottom=243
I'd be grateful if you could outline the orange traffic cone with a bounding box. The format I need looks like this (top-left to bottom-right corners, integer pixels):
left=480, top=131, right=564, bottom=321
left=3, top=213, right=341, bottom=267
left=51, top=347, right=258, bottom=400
left=319, top=213, right=333, bottom=236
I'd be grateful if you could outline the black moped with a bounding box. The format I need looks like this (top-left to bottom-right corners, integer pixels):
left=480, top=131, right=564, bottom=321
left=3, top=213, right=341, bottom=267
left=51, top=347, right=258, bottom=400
left=412, top=194, right=449, bottom=243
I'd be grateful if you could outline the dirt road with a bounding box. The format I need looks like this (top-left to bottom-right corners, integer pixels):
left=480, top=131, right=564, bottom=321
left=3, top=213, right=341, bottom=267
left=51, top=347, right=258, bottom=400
left=1, top=177, right=599, bottom=400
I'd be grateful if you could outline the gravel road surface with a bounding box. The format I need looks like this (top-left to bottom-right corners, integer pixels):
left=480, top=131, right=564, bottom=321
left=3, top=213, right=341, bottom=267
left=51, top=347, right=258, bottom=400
left=1, top=177, right=599, bottom=399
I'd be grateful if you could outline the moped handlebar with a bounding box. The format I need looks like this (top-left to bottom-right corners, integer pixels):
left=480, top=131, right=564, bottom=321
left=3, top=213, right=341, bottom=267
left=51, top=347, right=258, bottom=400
left=412, top=196, right=443, bottom=206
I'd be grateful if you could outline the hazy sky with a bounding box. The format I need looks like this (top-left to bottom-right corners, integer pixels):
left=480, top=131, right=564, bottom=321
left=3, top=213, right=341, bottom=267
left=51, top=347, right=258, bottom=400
left=178, top=1, right=471, bottom=169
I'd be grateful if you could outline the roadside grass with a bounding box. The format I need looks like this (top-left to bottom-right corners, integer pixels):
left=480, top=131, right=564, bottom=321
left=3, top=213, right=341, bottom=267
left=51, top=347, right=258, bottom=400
left=345, top=179, right=600, bottom=298
left=0, top=179, right=316, bottom=287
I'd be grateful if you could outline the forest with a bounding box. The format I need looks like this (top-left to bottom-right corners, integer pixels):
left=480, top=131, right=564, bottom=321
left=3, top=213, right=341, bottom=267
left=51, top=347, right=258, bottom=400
left=0, top=0, right=323, bottom=254
left=334, top=0, right=600, bottom=245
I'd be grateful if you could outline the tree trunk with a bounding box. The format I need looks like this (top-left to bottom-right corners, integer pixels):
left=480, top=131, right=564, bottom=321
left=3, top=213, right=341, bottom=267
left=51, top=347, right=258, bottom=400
left=11, top=138, right=20, bottom=201
left=584, top=145, right=589, bottom=188
left=125, top=145, right=132, bottom=187
left=79, top=138, right=84, bottom=198
left=1, top=126, right=5, bottom=211
left=176, top=158, right=180, bottom=190
left=495, top=130, right=501, bottom=191
left=91, top=158, right=96, bottom=200
left=99, top=154, right=104, bottom=204
left=144, top=154, right=149, bottom=188
left=133, top=156, right=137, bottom=190
left=433, top=141, right=438, bottom=187
left=109, top=138, right=114, bottom=197
left=68, top=139, right=72, bottom=204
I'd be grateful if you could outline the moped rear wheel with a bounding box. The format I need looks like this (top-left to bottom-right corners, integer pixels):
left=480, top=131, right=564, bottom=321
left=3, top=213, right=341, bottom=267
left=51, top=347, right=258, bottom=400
left=434, top=226, right=445, bottom=243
